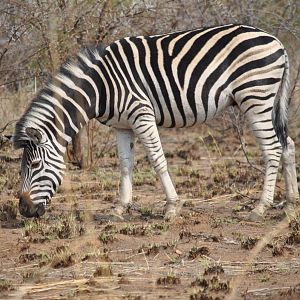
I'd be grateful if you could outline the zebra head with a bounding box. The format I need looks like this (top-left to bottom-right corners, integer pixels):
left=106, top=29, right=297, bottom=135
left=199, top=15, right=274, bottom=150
left=14, top=127, right=66, bottom=218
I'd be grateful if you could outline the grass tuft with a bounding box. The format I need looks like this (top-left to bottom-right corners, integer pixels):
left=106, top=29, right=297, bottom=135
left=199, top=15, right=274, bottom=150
left=0, top=200, right=18, bottom=221
left=93, top=265, right=113, bottom=277
left=156, top=274, right=181, bottom=285
left=188, top=246, right=210, bottom=259
left=51, top=246, right=76, bottom=269
left=0, top=279, right=14, bottom=292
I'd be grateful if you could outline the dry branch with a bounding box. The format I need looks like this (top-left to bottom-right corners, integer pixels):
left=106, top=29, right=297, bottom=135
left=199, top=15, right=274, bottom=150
left=0, top=119, right=16, bottom=148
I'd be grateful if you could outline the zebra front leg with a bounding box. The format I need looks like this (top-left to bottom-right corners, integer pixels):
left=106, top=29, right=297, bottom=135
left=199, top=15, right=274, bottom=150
left=132, top=120, right=179, bottom=220
left=282, top=137, right=299, bottom=220
left=112, top=129, right=135, bottom=218
left=160, top=170, right=180, bottom=220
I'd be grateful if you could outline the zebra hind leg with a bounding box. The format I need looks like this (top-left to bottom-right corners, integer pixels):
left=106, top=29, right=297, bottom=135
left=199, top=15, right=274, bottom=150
left=112, top=129, right=135, bottom=219
left=241, top=108, right=283, bottom=222
left=132, top=119, right=180, bottom=221
left=282, top=136, right=299, bottom=220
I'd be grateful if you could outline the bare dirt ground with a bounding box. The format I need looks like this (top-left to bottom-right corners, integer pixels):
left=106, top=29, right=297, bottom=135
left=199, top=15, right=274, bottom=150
left=1, top=118, right=300, bottom=300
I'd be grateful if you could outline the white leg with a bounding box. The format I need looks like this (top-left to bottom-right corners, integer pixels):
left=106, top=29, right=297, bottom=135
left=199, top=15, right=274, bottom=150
left=113, top=128, right=135, bottom=216
left=132, top=120, right=179, bottom=220
left=250, top=147, right=281, bottom=218
left=240, top=103, right=282, bottom=221
left=282, top=137, right=299, bottom=219
left=159, top=171, right=179, bottom=219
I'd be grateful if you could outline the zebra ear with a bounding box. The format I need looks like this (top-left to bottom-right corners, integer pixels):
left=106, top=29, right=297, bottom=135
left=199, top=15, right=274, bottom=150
left=25, top=127, right=43, bottom=145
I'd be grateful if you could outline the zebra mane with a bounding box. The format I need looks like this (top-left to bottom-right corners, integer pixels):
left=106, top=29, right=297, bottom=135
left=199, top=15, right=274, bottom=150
left=61, top=43, right=106, bottom=74
left=13, top=43, right=106, bottom=149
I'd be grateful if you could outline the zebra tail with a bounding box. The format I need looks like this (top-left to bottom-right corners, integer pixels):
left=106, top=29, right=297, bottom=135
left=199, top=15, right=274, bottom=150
left=272, top=49, right=290, bottom=150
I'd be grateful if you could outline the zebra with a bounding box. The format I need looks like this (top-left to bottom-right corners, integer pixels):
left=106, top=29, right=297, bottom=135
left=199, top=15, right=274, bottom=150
left=14, top=24, right=299, bottom=221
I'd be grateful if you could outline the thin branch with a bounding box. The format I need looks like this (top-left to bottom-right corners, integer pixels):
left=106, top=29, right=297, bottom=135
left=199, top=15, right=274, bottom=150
left=229, top=107, right=264, bottom=175
left=0, top=120, right=17, bottom=148
left=236, top=124, right=265, bottom=175
left=289, top=63, right=300, bottom=122
left=0, top=74, right=45, bottom=88
left=0, top=120, right=17, bottom=134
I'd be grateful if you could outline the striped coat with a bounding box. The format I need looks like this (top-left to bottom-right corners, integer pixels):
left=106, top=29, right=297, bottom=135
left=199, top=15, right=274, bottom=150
left=14, top=24, right=299, bottom=221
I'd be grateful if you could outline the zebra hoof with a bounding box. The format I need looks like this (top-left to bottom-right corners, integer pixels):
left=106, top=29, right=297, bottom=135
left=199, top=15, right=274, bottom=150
left=109, top=212, right=124, bottom=221
left=110, top=206, right=124, bottom=221
left=164, top=209, right=177, bottom=222
left=248, top=210, right=264, bottom=223
left=284, top=204, right=297, bottom=222
left=164, top=200, right=183, bottom=221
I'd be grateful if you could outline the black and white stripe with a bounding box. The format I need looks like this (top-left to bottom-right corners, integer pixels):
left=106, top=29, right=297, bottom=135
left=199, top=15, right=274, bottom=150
left=14, top=24, right=299, bottom=220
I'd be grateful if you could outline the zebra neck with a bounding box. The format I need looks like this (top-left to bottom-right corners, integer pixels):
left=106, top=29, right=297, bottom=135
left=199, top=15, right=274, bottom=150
left=35, top=87, right=92, bottom=153
left=15, top=46, right=109, bottom=155
left=38, top=61, right=109, bottom=152
left=28, top=45, right=112, bottom=153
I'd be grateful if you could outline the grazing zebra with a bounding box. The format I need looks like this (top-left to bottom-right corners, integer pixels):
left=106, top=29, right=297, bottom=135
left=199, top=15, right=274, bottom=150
left=14, top=24, right=299, bottom=221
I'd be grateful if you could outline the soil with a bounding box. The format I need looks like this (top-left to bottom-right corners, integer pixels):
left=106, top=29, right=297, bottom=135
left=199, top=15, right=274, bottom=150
left=0, top=120, right=300, bottom=300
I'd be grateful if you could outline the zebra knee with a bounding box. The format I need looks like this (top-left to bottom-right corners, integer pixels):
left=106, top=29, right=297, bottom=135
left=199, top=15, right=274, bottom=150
left=287, top=136, right=295, bottom=153
left=119, top=155, right=134, bottom=175
left=282, top=137, right=295, bottom=162
left=282, top=136, right=299, bottom=205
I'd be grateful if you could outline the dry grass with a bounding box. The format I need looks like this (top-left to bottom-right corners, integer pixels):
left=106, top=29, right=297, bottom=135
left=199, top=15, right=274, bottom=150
left=51, top=246, right=76, bottom=269
left=156, top=274, right=181, bottom=285
left=93, top=265, right=113, bottom=277
left=22, top=212, right=83, bottom=242
left=0, top=279, right=14, bottom=293
left=0, top=200, right=18, bottom=221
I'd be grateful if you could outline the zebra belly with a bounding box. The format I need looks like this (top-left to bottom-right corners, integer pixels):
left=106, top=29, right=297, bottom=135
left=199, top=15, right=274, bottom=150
left=152, top=89, right=233, bottom=128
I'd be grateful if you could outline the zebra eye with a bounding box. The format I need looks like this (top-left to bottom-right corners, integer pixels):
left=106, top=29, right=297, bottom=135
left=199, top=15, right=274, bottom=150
left=30, top=160, right=41, bottom=169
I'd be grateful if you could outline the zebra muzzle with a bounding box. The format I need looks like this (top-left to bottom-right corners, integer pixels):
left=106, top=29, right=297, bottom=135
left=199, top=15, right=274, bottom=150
left=19, top=192, right=45, bottom=218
